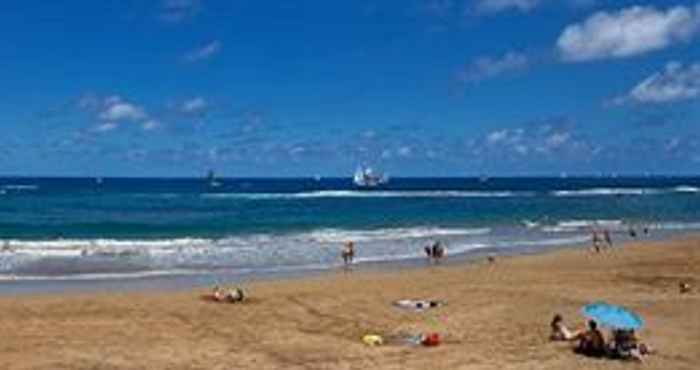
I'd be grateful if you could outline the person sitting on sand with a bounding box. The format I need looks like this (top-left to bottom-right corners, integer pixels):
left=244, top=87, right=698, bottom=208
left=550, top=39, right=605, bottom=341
left=609, top=329, right=654, bottom=362
left=549, top=314, right=582, bottom=341
left=574, top=320, right=606, bottom=357
left=341, top=241, right=355, bottom=267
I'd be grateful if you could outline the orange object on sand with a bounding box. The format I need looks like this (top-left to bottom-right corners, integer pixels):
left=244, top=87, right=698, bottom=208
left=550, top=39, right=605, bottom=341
left=421, top=333, right=441, bottom=346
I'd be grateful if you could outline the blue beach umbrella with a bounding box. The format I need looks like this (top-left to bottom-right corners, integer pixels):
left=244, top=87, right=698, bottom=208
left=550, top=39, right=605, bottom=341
left=582, top=301, right=644, bottom=330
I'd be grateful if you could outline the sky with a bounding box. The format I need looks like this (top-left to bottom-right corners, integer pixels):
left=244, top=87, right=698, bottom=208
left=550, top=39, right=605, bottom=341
left=1, top=0, right=699, bottom=177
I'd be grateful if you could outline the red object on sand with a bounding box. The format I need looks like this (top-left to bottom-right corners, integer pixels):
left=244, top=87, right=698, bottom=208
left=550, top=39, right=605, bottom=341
left=421, top=333, right=441, bottom=346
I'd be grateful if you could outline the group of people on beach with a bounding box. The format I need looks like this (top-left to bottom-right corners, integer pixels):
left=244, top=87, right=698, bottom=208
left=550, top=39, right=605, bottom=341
left=340, top=240, right=447, bottom=268
left=424, top=241, right=446, bottom=264
left=550, top=314, right=654, bottom=362
left=591, top=225, right=653, bottom=252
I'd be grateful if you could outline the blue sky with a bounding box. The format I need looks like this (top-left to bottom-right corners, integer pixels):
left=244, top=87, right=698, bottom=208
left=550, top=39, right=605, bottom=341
left=1, top=0, right=699, bottom=177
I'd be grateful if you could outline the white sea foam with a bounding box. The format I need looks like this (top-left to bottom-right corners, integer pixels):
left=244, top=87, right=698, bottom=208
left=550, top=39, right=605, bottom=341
left=3, top=238, right=212, bottom=258
left=673, top=186, right=700, bottom=193
left=652, top=222, right=700, bottom=231
left=202, top=190, right=532, bottom=200
left=542, top=219, right=623, bottom=233
left=522, top=220, right=540, bottom=229
left=0, top=269, right=203, bottom=282
left=551, top=188, right=658, bottom=197
left=304, top=227, right=491, bottom=243
left=1, top=184, right=39, bottom=191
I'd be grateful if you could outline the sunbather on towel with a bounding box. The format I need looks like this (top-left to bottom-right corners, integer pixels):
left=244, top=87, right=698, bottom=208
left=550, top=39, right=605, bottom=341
left=394, top=299, right=444, bottom=311
left=212, top=285, right=246, bottom=303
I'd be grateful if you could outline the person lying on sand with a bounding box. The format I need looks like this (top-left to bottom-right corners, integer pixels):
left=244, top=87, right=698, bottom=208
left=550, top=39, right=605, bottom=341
left=393, top=299, right=445, bottom=311
left=549, top=314, right=582, bottom=341
left=212, top=285, right=246, bottom=303
left=574, top=320, right=606, bottom=357
left=609, top=329, right=654, bottom=362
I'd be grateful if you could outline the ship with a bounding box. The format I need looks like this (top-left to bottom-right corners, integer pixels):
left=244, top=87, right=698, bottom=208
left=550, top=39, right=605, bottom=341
left=353, top=166, right=388, bottom=188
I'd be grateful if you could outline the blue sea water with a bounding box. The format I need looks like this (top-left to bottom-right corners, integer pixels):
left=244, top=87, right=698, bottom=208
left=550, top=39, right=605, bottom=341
left=0, top=176, right=699, bottom=285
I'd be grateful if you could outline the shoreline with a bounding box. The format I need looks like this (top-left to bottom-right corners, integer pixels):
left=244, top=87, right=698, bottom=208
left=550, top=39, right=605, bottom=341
left=0, top=236, right=698, bottom=369
left=0, top=229, right=691, bottom=296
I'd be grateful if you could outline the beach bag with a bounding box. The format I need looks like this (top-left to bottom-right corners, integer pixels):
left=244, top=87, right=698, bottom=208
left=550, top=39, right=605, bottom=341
left=421, top=333, right=441, bottom=347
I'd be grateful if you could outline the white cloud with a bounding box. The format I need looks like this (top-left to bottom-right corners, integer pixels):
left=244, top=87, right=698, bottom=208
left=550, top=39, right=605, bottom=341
left=160, top=0, right=200, bottom=23
left=180, top=97, right=207, bottom=113
left=613, top=61, right=700, bottom=104
left=93, top=122, right=118, bottom=132
left=184, top=40, right=222, bottom=63
left=398, top=146, right=413, bottom=157
left=104, top=95, right=123, bottom=105
left=487, top=129, right=509, bottom=144
left=545, top=132, right=571, bottom=148
left=99, top=102, right=146, bottom=122
left=82, top=94, right=157, bottom=132
left=458, top=52, right=528, bottom=83
left=142, top=119, right=160, bottom=131
left=475, top=0, right=542, bottom=13
left=77, top=94, right=99, bottom=110
left=473, top=0, right=596, bottom=14
left=557, top=4, right=700, bottom=62
left=486, top=128, right=523, bottom=145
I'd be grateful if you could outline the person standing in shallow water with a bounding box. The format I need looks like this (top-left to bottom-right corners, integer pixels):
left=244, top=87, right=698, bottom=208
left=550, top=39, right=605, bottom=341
left=603, top=229, right=613, bottom=248
left=341, top=241, right=355, bottom=267
left=591, top=230, right=602, bottom=253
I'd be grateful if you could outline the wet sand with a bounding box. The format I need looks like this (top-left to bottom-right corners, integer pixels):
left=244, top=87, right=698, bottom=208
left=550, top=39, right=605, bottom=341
left=1, top=237, right=699, bottom=369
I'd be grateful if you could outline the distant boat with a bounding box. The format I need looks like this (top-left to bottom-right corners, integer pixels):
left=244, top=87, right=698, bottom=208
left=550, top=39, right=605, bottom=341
left=353, top=166, right=388, bottom=188
left=206, top=170, right=222, bottom=188
left=95, top=177, right=103, bottom=185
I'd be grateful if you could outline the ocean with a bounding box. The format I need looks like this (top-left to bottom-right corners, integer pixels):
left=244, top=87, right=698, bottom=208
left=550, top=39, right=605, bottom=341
left=1, top=176, right=699, bottom=290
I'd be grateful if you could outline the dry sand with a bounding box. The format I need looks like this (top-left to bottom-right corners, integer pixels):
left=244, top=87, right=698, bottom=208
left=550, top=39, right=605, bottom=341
left=1, top=238, right=699, bottom=370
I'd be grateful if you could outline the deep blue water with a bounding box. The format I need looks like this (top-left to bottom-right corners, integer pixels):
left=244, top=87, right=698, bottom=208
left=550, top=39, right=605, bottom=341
left=1, top=176, right=699, bottom=281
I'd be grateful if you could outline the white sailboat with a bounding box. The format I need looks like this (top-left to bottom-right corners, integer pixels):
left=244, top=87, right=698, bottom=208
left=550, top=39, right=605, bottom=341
left=207, top=170, right=222, bottom=188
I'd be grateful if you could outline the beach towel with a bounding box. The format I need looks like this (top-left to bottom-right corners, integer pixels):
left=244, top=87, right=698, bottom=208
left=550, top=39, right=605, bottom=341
left=362, top=334, right=384, bottom=346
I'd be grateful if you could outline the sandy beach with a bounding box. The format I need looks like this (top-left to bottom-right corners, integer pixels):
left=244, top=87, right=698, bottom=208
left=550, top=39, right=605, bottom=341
left=1, top=237, right=698, bottom=370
